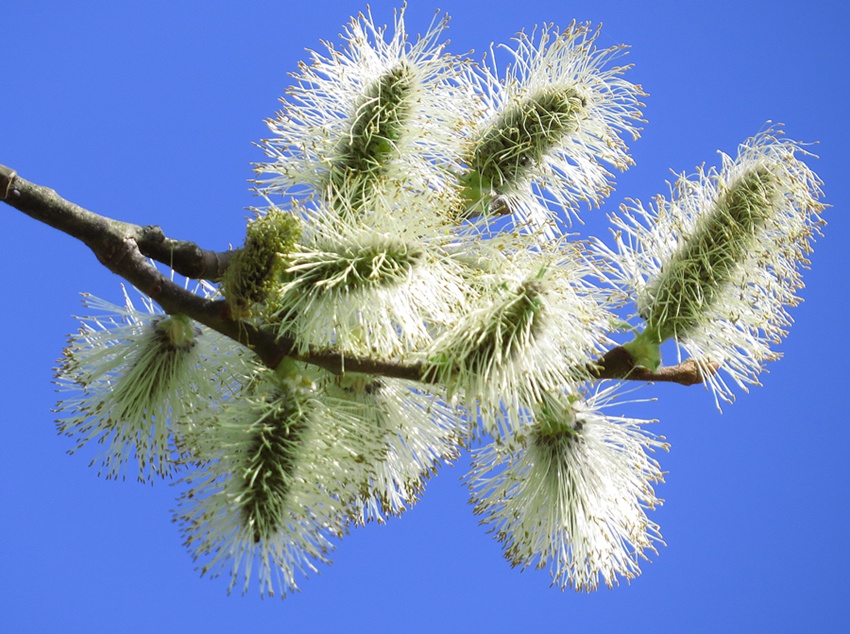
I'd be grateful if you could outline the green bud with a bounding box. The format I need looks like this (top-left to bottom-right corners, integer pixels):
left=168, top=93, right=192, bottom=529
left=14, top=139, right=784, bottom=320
left=621, top=330, right=663, bottom=371
left=221, top=208, right=301, bottom=315
left=155, top=314, right=197, bottom=351
left=534, top=392, right=583, bottom=442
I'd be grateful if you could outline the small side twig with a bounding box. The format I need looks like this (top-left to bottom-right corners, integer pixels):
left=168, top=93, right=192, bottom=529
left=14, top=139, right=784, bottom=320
left=592, top=346, right=712, bottom=385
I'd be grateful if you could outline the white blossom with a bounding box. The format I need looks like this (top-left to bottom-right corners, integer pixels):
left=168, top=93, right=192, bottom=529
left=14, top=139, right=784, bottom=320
left=427, top=236, right=612, bottom=437
left=272, top=217, right=468, bottom=357
left=469, top=385, right=666, bottom=590
left=258, top=6, right=474, bottom=236
left=461, top=21, right=644, bottom=236
left=176, top=363, right=392, bottom=597
left=607, top=127, right=824, bottom=403
left=55, top=287, right=241, bottom=481
left=323, top=374, right=466, bottom=524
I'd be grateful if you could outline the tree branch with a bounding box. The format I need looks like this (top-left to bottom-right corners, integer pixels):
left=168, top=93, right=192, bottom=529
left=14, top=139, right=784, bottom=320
left=134, top=225, right=235, bottom=281
left=0, top=164, right=284, bottom=367
left=591, top=346, right=710, bottom=385
left=1, top=164, right=708, bottom=386
left=0, top=165, right=235, bottom=280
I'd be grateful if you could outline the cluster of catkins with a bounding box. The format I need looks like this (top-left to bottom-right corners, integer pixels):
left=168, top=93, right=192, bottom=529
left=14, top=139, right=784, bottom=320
left=54, top=9, right=823, bottom=597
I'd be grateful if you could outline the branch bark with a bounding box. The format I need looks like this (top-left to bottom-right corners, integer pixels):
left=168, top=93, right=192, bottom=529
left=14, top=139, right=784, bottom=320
left=590, top=346, right=709, bottom=385
left=1, top=164, right=283, bottom=367
left=1, top=164, right=708, bottom=386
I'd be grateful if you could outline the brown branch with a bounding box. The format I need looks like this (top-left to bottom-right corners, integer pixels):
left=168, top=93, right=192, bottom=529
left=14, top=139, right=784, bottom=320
left=1, top=164, right=284, bottom=367
left=299, top=350, right=427, bottom=381
left=0, top=165, right=235, bottom=280
left=306, top=346, right=711, bottom=385
left=1, top=163, right=708, bottom=386
left=134, top=225, right=235, bottom=281
left=591, top=346, right=711, bottom=385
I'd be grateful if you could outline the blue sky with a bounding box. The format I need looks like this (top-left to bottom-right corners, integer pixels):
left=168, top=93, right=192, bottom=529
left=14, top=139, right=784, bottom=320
left=2, top=1, right=848, bottom=632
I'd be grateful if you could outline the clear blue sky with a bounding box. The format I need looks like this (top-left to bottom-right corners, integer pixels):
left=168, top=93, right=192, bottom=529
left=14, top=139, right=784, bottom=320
left=2, top=1, right=848, bottom=632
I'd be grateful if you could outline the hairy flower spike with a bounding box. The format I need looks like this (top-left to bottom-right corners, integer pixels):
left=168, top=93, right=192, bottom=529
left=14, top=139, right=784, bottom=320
left=469, top=386, right=667, bottom=591
left=466, top=22, right=644, bottom=235
left=329, top=62, right=415, bottom=210
left=642, top=166, right=776, bottom=346
left=452, top=278, right=544, bottom=378
left=338, top=62, right=413, bottom=170
left=239, top=385, right=310, bottom=544
left=259, top=7, right=473, bottom=234
left=118, top=314, right=197, bottom=399
left=273, top=222, right=466, bottom=357
left=428, top=239, right=612, bottom=437
left=55, top=289, right=236, bottom=481
left=282, top=239, right=421, bottom=293
left=610, top=128, right=824, bottom=401
left=177, top=363, right=395, bottom=597
left=460, top=87, right=586, bottom=217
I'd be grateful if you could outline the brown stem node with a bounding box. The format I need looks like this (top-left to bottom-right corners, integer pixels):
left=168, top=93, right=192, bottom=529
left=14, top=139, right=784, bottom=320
left=0, top=167, right=18, bottom=200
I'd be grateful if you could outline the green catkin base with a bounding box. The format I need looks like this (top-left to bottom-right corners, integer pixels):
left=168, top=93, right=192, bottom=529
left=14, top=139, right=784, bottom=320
left=459, top=87, right=585, bottom=216
left=108, top=315, right=197, bottom=418
left=221, top=209, right=301, bottom=314
left=534, top=393, right=583, bottom=440
left=530, top=394, right=584, bottom=472
left=239, top=386, right=309, bottom=544
left=329, top=62, right=414, bottom=211
left=282, top=241, right=421, bottom=293
left=459, top=278, right=545, bottom=378
left=626, top=166, right=776, bottom=368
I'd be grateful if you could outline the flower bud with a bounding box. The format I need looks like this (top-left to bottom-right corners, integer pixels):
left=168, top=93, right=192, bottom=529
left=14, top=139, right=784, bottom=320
left=221, top=207, right=301, bottom=315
